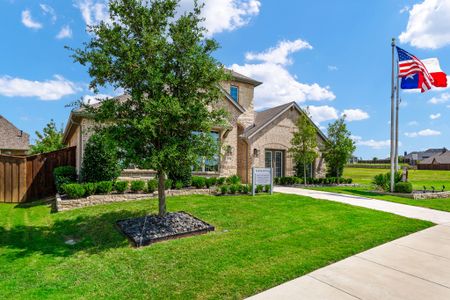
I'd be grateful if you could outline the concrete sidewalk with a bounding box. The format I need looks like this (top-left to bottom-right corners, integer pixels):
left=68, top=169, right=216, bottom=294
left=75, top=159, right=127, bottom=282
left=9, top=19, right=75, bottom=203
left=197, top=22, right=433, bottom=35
left=248, top=224, right=450, bottom=300
left=246, top=187, right=450, bottom=299
left=274, top=186, right=450, bottom=224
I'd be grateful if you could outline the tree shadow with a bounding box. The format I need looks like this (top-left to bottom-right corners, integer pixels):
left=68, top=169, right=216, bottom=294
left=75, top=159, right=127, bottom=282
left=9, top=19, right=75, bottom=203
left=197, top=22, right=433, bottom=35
left=0, top=210, right=146, bottom=260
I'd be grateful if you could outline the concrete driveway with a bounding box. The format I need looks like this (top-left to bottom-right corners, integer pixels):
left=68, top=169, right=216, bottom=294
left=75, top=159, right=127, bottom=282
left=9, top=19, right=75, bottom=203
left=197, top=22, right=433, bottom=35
left=247, top=187, right=450, bottom=299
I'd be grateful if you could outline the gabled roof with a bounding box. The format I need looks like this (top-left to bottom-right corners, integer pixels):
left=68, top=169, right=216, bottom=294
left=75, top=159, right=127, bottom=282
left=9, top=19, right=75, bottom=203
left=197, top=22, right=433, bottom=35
left=0, top=115, right=30, bottom=150
left=229, top=70, right=262, bottom=87
left=419, top=150, right=450, bottom=164
left=242, top=101, right=327, bottom=141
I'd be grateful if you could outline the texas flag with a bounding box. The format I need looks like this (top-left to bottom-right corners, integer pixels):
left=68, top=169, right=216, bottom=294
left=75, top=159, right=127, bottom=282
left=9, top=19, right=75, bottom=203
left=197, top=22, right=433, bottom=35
left=397, top=47, right=448, bottom=92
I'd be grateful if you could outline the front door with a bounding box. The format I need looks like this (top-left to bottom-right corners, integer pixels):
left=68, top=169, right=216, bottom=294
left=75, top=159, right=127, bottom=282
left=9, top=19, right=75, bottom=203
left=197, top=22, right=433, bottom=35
left=265, top=150, right=284, bottom=178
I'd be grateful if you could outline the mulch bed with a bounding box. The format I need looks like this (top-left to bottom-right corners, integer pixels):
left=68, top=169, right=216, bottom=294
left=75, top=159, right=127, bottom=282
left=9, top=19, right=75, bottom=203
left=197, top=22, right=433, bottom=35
left=116, top=212, right=215, bottom=247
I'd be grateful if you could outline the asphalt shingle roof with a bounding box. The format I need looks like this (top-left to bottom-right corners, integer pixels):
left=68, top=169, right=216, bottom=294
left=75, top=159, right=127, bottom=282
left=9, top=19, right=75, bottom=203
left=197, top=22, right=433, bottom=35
left=419, top=150, right=450, bottom=165
left=0, top=115, right=30, bottom=151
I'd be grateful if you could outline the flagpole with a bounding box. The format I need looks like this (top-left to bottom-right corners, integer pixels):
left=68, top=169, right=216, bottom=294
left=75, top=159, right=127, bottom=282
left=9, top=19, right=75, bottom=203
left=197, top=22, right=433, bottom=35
left=395, top=59, right=400, bottom=172
left=390, top=38, right=396, bottom=193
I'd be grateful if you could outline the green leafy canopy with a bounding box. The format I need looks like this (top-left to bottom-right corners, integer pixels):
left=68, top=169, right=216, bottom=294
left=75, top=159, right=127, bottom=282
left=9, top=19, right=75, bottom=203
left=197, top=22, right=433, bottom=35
left=30, top=120, right=65, bottom=155
left=69, top=0, right=229, bottom=215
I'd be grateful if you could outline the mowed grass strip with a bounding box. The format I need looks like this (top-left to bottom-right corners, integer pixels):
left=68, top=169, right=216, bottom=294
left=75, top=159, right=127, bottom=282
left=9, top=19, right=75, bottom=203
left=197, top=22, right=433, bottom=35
left=0, top=194, right=432, bottom=299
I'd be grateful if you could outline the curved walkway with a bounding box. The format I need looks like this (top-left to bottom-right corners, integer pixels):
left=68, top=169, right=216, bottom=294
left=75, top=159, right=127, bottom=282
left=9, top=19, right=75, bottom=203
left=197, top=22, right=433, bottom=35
left=247, top=187, right=450, bottom=299
left=274, top=186, right=450, bottom=224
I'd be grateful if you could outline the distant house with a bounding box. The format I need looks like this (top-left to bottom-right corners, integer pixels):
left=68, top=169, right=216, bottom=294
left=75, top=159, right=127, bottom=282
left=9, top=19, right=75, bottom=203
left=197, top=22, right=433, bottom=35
left=418, top=150, right=450, bottom=170
left=404, top=148, right=447, bottom=163
left=0, top=115, right=30, bottom=156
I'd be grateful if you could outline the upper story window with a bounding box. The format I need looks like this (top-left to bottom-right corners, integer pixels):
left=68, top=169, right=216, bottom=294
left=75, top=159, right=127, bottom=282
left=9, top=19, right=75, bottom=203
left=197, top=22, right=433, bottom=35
left=230, top=85, right=239, bottom=103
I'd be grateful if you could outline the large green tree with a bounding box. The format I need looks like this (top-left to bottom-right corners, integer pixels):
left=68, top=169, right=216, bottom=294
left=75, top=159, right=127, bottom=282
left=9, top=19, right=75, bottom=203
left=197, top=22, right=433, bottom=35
left=70, top=0, right=227, bottom=216
left=323, top=116, right=356, bottom=181
left=289, top=110, right=318, bottom=185
left=30, top=120, right=65, bottom=154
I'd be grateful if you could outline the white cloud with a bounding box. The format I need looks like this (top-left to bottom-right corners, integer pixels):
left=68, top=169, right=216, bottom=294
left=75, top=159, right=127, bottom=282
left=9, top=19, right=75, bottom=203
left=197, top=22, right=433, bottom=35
left=21, top=10, right=43, bottom=29
left=430, top=113, right=441, bottom=119
left=341, top=109, right=369, bottom=122
left=40, top=4, right=57, bottom=23
left=231, top=39, right=335, bottom=109
left=245, top=39, right=312, bottom=65
left=351, top=136, right=396, bottom=149
left=75, top=0, right=110, bottom=26
left=405, top=129, right=441, bottom=137
left=399, top=0, right=450, bottom=49
left=408, top=121, right=419, bottom=126
left=328, top=65, right=338, bottom=71
left=82, top=93, right=111, bottom=105
left=56, top=25, right=73, bottom=39
left=0, top=75, right=80, bottom=100
left=400, top=5, right=410, bottom=14
left=429, top=92, right=450, bottom=104
left=307, top=105, right=339, bottom=123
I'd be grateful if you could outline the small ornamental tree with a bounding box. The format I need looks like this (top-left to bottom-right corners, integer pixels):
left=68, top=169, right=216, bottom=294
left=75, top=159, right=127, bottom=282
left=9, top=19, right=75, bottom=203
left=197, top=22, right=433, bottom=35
left=323, top=116, right=356, bottom=181
left=70, top=0, right=227, bottom=216
left=31, top=120, right=65, bottom=154
left=80, top=133, right=121, bottom=183
left=289, top=110, right=318, bottom=185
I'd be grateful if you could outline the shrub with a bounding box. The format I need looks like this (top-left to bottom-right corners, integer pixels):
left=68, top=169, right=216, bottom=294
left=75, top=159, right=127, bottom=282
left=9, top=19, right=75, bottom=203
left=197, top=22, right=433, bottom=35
left=241, top=184, right=250, bottom=194
left=394, top=182, right=413, bottom=193
left=191, top=176, right=206, bottom=189
left=220, top=185, right=228, bottom=195
left=83, top=182, right=97, bottom=196
left=217, top=177, right=226, bottom=185
left=226, top=175, right=241, bottom=185
left=114, top=181, right=128, bottom=193
left=274, top=177, right=280, bottom=185
left=264, top=184, right=271, bottom=193
left=80, top=133, right=121, bottom=183
left=229, top=184, right=239, bottom=194
left=130, top=180, right=145, bottom=193
left=205, top=177, right=217, bottom=188
left=96, top=181, right=113, bottom=194
left=53, top=166, right=77, bottom=193
left=373, top=172, right=402, bottom=191
left=147, top=179, right=158, bottom=193
left=165, top=179, right=173, bottom=190
left=62, top=183, right=85, bottom=199
left=175, top=181, right=183, bottom=190
left=256, top=185, right=264, bottom=193
left=168, top=164, right=192, bottom=188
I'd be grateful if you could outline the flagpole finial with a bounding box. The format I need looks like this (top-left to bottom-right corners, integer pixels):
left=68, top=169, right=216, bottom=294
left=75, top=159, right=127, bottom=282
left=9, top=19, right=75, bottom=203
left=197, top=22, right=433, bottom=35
left=392, top=38, right=396, bottom=47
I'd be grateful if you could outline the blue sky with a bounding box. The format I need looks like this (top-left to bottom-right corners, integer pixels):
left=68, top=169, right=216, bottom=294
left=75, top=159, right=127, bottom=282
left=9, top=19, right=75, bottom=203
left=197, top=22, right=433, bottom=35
left=1, top=0, right=449, bottom=159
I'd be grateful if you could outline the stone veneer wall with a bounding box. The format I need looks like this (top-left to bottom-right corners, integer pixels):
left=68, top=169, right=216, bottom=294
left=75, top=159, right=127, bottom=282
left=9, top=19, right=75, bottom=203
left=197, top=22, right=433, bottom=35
left=56, top=189, right=214, bottom=212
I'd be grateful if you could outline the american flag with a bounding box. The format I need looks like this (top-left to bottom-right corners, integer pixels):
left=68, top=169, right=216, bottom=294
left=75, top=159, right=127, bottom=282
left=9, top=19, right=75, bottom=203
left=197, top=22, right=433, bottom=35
left=396, top=46, right=434, bottom=92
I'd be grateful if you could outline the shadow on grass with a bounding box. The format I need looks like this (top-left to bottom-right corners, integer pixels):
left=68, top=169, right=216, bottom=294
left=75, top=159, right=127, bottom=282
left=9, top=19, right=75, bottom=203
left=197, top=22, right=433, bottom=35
left=338, top=189, right=381, bottom=198
left=0, top=210, right=146, bottom=260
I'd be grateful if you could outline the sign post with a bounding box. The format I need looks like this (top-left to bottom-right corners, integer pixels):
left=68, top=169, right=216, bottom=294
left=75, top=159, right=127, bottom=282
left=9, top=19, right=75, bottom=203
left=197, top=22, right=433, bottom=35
left=252, top=167, right=273, bottom=196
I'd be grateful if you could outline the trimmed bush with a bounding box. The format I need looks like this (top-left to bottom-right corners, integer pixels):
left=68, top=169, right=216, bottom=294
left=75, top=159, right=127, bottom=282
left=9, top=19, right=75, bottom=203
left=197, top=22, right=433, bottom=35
left=147, top=179, right=157, bottom=193
left=54, top=166, right=77, bottom=193
left=256, top=185, right=264, bottom=193
left=373, top=171, right=402, bottom=191
left=80, top=133, right=121, bottom=183
left=62, top=183, right=85, bottom=199
left=241, top=184, right=250, bottom=194
left=264, top=184, right=271, bottom=193
left=175, top=181, right=183, bottom=190
left=130, top=180, right=145, bottom=193
left=191, top=176, right=206, bottom=189
left=168, top=164, right=192, bottom=188
left=226, top=175, right=241, bottom=185
left=205, top=177, right=217, bottom=188
left=394, top=182, right=413, bottom=193
left=114, top=181, right=128, bottom=193
left=165, top=179, right=173, bottom=190
left=96, top=181, right=113, bottom=194
left=220, top=185, right=228, bottom=195
left=229, top=184, right=239, bottom=194
left=274, top=177, right=280, bottom=185
left=83, top=182, right=97, bottom=196
left=217, top=177, right=226, bottom=185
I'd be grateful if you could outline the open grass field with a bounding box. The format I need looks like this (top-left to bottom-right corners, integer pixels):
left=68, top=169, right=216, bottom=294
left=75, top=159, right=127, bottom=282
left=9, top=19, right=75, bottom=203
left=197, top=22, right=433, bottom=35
left=0, top=194, right=431, bottom=299
left=344, top=167, right=450, bottom=190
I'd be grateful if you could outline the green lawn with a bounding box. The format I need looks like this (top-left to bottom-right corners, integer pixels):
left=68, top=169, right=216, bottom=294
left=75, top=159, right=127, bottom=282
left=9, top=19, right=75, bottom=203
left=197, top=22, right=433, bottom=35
left=0, top=194, right=431, bottom=299
left=344, top=167, right=450, bottom=190
left=309, top=185, right=450, bottom=212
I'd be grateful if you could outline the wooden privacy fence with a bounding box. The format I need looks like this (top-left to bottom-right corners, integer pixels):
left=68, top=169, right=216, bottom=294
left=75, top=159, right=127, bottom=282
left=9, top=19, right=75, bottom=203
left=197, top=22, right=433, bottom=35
left=418, top=164, right=450, bottom=171
left=0, top=147, right=76, bottom=203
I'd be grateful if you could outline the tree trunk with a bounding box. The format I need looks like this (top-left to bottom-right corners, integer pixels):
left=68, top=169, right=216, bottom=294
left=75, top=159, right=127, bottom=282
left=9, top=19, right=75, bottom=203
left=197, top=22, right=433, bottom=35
left=303, top=158, right=307, bottom=186
left=158, top=169, right=166, bottom=216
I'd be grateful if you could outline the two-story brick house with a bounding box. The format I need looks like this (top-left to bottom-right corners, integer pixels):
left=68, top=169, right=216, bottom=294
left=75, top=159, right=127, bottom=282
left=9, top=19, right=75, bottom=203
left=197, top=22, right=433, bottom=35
left=63, top=70, right=327, bottom=182
left=0, top=115, right=30, bottom=156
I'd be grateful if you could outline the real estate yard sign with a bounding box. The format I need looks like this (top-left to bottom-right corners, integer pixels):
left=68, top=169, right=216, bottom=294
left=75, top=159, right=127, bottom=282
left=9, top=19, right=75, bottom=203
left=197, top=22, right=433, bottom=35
left=252, top=167, right=273, bottom=196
